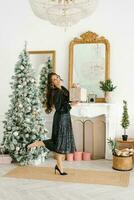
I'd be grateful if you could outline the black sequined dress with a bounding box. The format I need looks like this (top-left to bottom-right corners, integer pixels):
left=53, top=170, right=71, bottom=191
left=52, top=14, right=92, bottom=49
left=44, top=86, right=76, bottom=154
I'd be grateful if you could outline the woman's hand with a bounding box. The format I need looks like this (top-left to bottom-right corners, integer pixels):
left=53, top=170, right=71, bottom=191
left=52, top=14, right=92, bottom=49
left=70, top=101, right=79, bottom=106
left=72, top=83, right=78, bottom=88
left=27, top=141, right=45, bottom=149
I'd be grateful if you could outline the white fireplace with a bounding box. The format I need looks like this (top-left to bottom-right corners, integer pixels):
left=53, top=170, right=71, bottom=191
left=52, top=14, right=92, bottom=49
left=70, top=103, right=118, bottom=159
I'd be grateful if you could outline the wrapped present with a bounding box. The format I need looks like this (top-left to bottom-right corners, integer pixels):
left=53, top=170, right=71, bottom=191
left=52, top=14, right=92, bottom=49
left=69, top=87, right=87, bottom=102
left=82, top=152, right=91, bottom=161
left=74, top=151, right=82, bottom=161
left=0, top=155, right=12, bottom=164
left=66, top=153, right=74, bottom=161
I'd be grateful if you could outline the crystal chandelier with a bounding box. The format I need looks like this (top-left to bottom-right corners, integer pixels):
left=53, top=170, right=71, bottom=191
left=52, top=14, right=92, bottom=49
left=29, top=0, right=97, bottom=27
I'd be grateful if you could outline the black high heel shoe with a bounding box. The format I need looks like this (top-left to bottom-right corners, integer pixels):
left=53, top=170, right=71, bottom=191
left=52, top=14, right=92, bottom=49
left=55, top=165, right=68, bottom=175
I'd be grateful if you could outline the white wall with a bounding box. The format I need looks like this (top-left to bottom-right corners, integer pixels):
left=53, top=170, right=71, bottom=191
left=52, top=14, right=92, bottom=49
left=0, top=0, right=134, bottom=141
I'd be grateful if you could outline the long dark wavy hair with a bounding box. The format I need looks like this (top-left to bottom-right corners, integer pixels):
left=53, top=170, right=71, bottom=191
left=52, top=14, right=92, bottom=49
left=45, top=72, right=62, bottom=114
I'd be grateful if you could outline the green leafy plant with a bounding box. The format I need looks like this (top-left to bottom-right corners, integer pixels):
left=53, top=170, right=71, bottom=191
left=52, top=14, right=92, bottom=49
left=99, top=79, right=117, bottom=92
left=121, top=100, right=130, bottom=135
left=107, top=138, right=117, bottom=155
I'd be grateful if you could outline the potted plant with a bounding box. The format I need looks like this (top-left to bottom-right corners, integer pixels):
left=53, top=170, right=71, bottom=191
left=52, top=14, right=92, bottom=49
left=107, top=138, right=134, bottom=171
left=99, top=79, right=117, bottom=102
left=121, top=100, right=130, bottom=141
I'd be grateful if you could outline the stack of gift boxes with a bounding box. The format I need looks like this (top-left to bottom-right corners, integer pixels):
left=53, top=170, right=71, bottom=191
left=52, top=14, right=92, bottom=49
left=66, top=152, right=91, bottom=161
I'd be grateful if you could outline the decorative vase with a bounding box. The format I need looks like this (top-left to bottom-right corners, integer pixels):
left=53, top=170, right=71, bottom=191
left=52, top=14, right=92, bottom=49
left=105, top=92, right=113, bottom=103
left=112, top=155, right=133, bottom=171
left=74, top=151, right=82, bottom=161
left=122, top=134, right=128, bottom=141
left=66, top=153, right=74, bottom=161
left=82, top=152, right=91, bottom=161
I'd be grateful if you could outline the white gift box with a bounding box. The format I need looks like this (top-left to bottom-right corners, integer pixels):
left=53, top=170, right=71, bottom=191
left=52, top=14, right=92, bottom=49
left=70, top=87, right=87, bottom=102
left=0, top=155, right=12, bottom=164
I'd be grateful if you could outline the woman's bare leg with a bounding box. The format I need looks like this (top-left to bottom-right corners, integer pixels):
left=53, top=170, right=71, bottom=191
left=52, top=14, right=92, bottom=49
left=55, top=153, right=65, bottom=173
left=62, top=154, right=65, bottom=161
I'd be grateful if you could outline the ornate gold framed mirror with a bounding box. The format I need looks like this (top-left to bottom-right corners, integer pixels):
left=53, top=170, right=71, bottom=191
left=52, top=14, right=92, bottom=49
left=68, top=31, right=110, bottom=102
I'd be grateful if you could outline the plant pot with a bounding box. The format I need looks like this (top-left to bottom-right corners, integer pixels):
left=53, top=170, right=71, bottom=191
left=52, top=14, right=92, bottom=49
left=105, top=92, right=113, bottom=103
left=66, top=153, right=74, bottom=161
left=82, top=152, right=91, bottom=161
left=112, top=155, right=133, bottom=171
left=74, top=151, right=82, bottom=161
left=122, top=134, right=128, bottom=141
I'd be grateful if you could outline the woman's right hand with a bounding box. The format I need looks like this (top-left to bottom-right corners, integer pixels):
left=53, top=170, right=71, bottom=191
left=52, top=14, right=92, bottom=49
left=27, top=141, right=45, bottom=149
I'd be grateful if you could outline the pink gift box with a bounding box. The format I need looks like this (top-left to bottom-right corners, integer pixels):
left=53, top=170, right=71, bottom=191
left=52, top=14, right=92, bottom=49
left=74, top=151, right=82, bottom=161
left=66, top=153, right=74, bottom=161
left=0, top=155, right=12, bottom=164
left=82, top=152, right=91, bottom=161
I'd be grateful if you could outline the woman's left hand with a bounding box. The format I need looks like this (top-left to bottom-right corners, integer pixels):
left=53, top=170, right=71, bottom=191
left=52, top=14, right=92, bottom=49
left=27, top=141, right=45, bottom=148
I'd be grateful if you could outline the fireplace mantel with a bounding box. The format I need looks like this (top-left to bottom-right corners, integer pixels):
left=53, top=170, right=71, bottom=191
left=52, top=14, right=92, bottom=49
left=70, top=103, right=118, bottom=159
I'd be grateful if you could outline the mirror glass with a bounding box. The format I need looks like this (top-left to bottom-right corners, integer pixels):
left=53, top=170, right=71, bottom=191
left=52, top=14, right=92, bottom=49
left=73, top=43, right=105, bottom=97
left=28, top=51, right=55, bottom=85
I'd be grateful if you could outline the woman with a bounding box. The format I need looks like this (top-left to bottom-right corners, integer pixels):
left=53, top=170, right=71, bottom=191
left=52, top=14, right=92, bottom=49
left=28, top=72, right=77, bottom=175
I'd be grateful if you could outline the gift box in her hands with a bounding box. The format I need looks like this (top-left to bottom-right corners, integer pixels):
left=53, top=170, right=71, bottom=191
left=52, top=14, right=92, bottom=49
left=70, top=87, right=87, bottom=102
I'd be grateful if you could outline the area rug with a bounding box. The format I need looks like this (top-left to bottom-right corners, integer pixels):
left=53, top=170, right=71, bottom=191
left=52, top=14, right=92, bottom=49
left=4, top=166, right=130, bottom=187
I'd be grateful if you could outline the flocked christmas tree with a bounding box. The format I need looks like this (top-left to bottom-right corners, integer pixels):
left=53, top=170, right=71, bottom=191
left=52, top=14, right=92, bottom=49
left=2, top=44, right=48, bottom=165
left=38, top=57, right=52, bottom=106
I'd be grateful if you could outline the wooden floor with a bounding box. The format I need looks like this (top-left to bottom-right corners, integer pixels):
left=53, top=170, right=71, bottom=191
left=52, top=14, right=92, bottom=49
left=0, top=158, right=134, bottom=200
